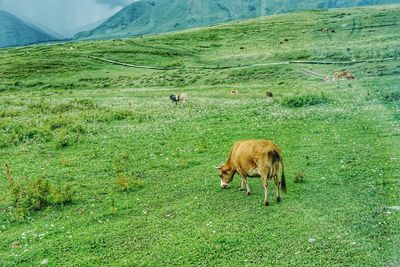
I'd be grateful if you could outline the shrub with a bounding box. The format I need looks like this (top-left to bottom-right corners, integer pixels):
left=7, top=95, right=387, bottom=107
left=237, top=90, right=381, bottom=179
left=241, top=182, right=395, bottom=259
left=54, top=125, right=86, bottom=149
left=11, top=178, right=51, bottom=217
left=49, top=116, right=71, bottom=130
left=5, top=164, right=75, bottom=218
left=294, top=172, right=305, bottom=183
left=115, top=173, right=144, bottom=192
left=281, top=94, right=330, bottom=108
left=0, top=119, right=52, bottom=148
left=380, top=89, right=400, bottom=103
left=51, top=184, right=75, bottom=205
left=111, top=109, right=134, bottom=121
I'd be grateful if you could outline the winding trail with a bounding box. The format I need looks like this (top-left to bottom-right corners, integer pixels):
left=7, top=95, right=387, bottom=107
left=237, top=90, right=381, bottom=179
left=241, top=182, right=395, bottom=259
left=88, top=55, right=399, bottom=71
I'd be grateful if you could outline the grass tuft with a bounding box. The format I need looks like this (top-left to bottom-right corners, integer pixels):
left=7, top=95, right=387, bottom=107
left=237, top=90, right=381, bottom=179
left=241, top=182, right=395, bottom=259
left=294, top=172, right=305, bottom=183
left=115, top=173, right=144, bottom=192
left=281, top=94, right=330, bottom=108
left=380, top=89, right=400, bottom=103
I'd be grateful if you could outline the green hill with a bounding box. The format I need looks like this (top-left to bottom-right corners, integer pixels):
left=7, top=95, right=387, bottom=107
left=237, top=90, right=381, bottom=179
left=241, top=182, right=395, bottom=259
left=0, top=4, right=399, bottom=266
left=0, top=10, right=57, bottom=48
left=75, top=0, right=400, bottom=40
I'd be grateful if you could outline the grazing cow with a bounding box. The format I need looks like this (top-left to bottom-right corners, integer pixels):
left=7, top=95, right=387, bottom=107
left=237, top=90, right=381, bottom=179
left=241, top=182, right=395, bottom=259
left=266, top=92, right=273, bottom=98
left=218, top=140, right=286, bottom=206
left=170, top=93, right=188, bottom=105
left=333, top=71, right=355, bottom=81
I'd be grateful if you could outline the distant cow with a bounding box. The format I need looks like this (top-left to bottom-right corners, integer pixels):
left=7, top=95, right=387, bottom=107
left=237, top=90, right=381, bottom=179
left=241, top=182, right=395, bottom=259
left=170, top=93, right=188, bottom=105
left=229, top=90, right=239, bottom=95
left=321, top=28, right=336, bottom=33
left=333, top=71, right=355, bottom=81
left=217, top=140, right=286, bottom=206
left=266, top=92, right=273, bottom=98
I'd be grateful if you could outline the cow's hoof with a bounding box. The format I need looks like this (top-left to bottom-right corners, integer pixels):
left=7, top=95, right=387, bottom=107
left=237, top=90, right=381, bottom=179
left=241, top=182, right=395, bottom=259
left=246, top=191, right=251, bottom=196
left=238, top=187, right=244, bottom=192
left=264, top=201, right=270, bottom=206
left=276, top=196, right=281, bottom=203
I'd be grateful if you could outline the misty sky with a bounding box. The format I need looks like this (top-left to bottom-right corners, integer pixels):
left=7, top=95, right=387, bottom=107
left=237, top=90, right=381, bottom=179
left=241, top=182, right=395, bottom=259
left=0, top=0, right=136, bottom=37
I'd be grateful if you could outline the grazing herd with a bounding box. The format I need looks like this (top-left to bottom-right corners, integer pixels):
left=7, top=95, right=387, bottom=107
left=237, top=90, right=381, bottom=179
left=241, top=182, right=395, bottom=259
left=167, top=68, right=354, bottom=206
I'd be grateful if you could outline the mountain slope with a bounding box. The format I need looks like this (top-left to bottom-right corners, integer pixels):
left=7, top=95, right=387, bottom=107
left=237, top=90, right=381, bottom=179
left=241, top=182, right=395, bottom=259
left=0, top=10, right=57, bottom=48
left=75, top=0, right=400, bottom=40
left=72, top=18, right=108, bottom=36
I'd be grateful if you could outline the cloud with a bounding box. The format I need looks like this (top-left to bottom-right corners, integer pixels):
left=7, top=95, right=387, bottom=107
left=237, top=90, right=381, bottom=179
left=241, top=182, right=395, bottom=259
left=96, top=0, right=134, bottom=7
left=0, top=0, right=136, bottom=37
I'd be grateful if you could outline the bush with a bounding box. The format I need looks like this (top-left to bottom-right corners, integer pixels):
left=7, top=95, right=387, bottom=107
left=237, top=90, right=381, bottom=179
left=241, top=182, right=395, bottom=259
left=281, top=94, right=330, bottom=108
left=111, top=110, right=134, bottom=121
left=0, top=119, right=52, bottom=148
left=115, top=173, right=144, bottom=192
left=48, top=116, right=71, bottom=130
left=5, top=164, right=75, bottom=218
left=380, top=89, right=400, bottom=103
left=294, top=172, right=305, bottom=183
left=54, top=125, right=86, bottom=149
left=51, top=184, right=75, bottom=205
left=11, top=178, right=51, bottom=217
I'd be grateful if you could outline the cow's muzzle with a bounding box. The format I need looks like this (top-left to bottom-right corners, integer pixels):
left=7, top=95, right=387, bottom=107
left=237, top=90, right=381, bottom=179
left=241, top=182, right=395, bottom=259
left=220, top=180, right=230, bottom=189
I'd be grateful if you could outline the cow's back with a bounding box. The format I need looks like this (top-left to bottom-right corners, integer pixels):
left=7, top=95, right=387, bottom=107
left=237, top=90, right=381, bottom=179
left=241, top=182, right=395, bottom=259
left=229, top=140, right=280, bottom=174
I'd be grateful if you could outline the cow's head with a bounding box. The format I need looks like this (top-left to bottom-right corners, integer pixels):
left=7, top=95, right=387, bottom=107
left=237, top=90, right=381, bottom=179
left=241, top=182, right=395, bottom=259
left=218, top=164, right=234, bottom=189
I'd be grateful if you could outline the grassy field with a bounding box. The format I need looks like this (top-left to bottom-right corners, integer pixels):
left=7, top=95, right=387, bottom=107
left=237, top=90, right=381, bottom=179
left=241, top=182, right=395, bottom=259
left=0, top=4, right=399, bottom=266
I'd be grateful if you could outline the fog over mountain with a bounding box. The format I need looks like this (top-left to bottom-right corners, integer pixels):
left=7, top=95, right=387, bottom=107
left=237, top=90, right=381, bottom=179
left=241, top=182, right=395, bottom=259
left=0, top=0, right=136, bottom=37
left=0, top=10, right=56, bottom=47
left=76, top=0, right=400, bottom=40
left=1, top=0, right=399, bottom=39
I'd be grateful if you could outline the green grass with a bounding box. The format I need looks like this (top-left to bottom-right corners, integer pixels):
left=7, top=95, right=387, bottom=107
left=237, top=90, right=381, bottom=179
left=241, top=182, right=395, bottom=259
left=0, top=4, right=399, bottom=266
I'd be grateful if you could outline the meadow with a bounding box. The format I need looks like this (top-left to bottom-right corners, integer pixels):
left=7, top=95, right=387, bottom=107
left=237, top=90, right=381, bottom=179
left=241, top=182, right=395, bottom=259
left=0, top=4, right=399, bottom=266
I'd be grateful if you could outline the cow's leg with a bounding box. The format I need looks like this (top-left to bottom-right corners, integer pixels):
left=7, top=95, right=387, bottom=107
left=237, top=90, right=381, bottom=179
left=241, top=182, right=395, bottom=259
left=258, top=166, right=270, bottom=206
left=274, top=174, right=281, bottom=203
left=261, top=176, right=269, bottom=206
left=243, top=178, right=251, bottom=196
left=239, top=173, right=250, bottom=195
left=237, top=179, right=245, bottom=191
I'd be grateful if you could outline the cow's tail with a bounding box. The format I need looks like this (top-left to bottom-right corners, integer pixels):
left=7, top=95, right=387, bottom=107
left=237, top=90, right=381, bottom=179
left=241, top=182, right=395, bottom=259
left=269, top=149, right=287, bottom=193
left=280, top=159, right=287, bottom=193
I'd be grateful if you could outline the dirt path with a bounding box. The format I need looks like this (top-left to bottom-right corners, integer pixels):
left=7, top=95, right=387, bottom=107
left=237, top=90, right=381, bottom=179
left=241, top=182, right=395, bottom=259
left=88, top=55, right=399, bottom=71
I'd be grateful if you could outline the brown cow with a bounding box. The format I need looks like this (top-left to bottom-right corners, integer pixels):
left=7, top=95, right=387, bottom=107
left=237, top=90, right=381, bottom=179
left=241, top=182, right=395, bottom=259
left=218, top=140, right=286, bottom=206
left=334, top=71, right=355, bottom=81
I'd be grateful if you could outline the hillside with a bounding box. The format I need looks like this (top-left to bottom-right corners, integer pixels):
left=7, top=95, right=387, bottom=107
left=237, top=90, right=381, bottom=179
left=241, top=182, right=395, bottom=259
left=75, top=0, right=400, bottom=40
left=0, top=10, right=57, bottom=48
left=0, top=4, right=399, bottom=266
